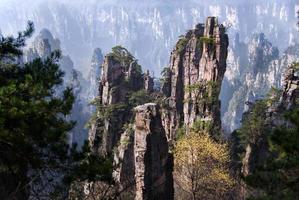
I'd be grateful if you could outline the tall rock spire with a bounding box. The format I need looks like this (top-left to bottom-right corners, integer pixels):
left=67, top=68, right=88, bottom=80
left=162, top=17, right=229, bottom=139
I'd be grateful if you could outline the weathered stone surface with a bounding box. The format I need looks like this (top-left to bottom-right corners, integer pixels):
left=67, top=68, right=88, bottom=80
left=87, top=48, right=104, bottom=106
left=162, top=17, right=228, bottom=138
left=113, top=127, right=136, bottom=195
left=134, top=103, right=173, bottom=200
left=221, top=36, right=299, bottom=133
left=89, top=55, right=129, bottom=155
left=143, top=70, right=154, bottom=93
left=280, top=66, right=299, bottom=109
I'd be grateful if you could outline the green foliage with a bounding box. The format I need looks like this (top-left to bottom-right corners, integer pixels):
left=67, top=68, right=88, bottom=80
left=119, top=127, right=133, bottom=146
left=0, top=22, right=76, bottom=198
left=189, top=81, right=220, bottom=108
left=245, top=108, right=299, bottom=199
left=199, top=37, right=216, bottom=44
left=290, top=62, right=299, bottom=72
left=108, top=45, right=135, bottom=69
left=176, top=125, right=186, bottom=140
left=0, top=21, right=34, bottom=61
left=191, top=119, right=213, bottom=133
left=128, top=89, right=152, bottom=108
left=66, top=142, right=113, bottom=184
left=237, top=100, right=268, bottom=146
left=196, top=38, right=203, bottom=52
left=175, top=37, right=188, bottom=54
left=160, top=67, right=171, bottom=82
left=0, top=22, right=113, bottom=199
left=185, top=83, right=203, bottom=93
left=234, top=77, right=299, bottom=199
left=96, top=103, right=128, bottom=123
left=266, top=87, right=283, bottom=105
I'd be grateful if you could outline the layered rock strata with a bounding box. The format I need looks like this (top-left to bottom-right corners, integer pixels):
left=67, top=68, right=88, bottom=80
left=89, top=52, right=145, bottom=155
left=221, top=34, right=299, bottom=133
left=134, top=103, right=173, bottom=200
left=161, top=17, right=229, bottom=138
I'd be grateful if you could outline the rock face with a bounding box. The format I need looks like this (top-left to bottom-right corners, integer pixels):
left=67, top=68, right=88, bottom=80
left=113, top=126, right=135, bottom=196
left=221, top=34, right=299, bottom=133
left=162, top=17, right=228, bottom=138
left=134, top=103, right=173, bottom=200
left=87, top=48, right=104, bottom=108
left=89, top=18, right=229, bottom=200
left=89, top=48, right=153, bottom=156
left=3, top=0, right=297, bottom=78
left=143, top=70, right=154, bottom=93
left=89, top=55, right=131, bottom=155
left=88, top=47, right=174, bottom=199
left=280, top=63, right=299, bottom=110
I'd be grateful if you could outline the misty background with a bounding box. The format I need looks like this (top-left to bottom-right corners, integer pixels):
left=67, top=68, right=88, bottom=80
left=0, top=0, right=298, bottom=139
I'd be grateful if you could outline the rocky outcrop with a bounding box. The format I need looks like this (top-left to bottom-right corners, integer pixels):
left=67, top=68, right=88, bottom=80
left=89, top=47, right=154, bottom=156
left=89, top=17, right=229, bottom=200
left=113, top=126, right=135, bottom=196
left=87, top=48, right=104, bottom=105
left=143, top=70, right=154, bottom=93
left=89, top=55, right=131, bottom=155
left=134, top=103, right=173, bottom=200
left=280, top=63, right=299, bottom=110
left=112, top=103, right=173, bottom=200
left=221, top=34, right=299, bottom=133
left=162, top=17, right=228, bottom=138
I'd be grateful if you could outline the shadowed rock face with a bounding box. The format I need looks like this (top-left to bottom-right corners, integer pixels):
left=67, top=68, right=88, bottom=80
left=88, top=49, right=154, bottom=156
left=134, top=103, right=173, bottom=200
left=161, top=17, right=229, bottom=139
left=280, top=66, right=299, bottom=110
left=89, top=55, right=131, bottom=156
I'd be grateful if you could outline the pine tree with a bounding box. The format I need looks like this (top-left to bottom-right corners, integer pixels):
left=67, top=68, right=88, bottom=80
left=0, top=22, right=113, bottom=199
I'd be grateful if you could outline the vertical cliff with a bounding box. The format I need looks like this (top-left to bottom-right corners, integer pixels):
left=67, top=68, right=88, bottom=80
left=89, top=17, right=229, bottom=200
left=134, top=103, right=173, bottom=200
left=221, top=33, right=299, bottom=133
left=162, top=17, right=228, bottom=138
left=87, top=48, right=104, bottom=106
left=89, top=50, right=143, bottom=155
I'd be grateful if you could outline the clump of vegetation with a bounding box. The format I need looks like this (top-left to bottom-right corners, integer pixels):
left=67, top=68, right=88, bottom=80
left=290, top=62, right=299, bottom=72
left=186, top=81, right=220, bottom=110
left=160, top=67, right=171, bottom=83
left=233, top=71, right=299, bottom=199
left=266, top=86, right=283, bottom=106
left=199, top=36, right=216, bottom=44
left=185, top=83, right=203, bottom=93
left=175, top=37, right=189, bottom=54
left=128, top=89, right=152, bottom=108
left=191, top=119, right=213, bottom=133
left=107, top=45, right=134, bottom=68
left=244, top=107, right=299, bottom=199
left=176, top=125, right=186, bottom=140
